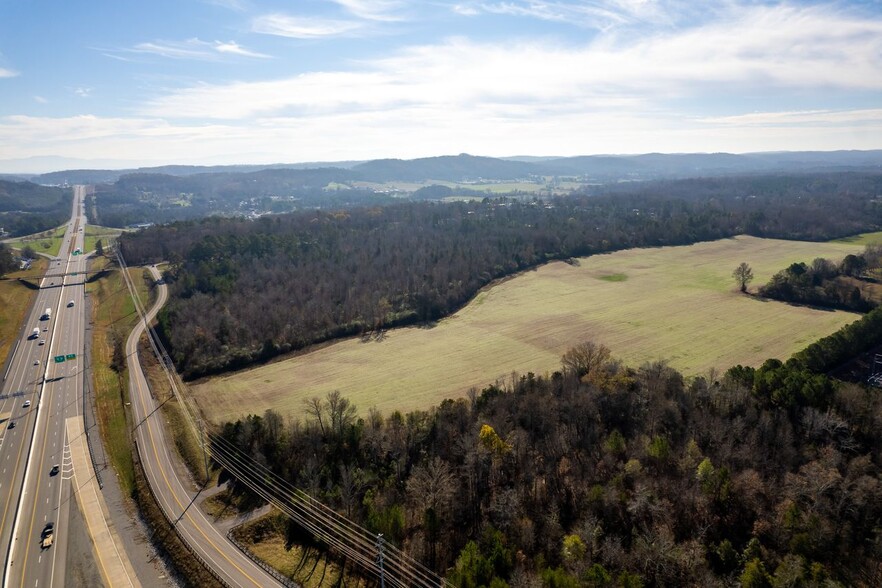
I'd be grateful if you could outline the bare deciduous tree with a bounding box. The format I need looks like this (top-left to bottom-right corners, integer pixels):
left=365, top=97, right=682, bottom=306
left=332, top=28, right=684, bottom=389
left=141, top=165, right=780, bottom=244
left=733, top=262, right=754, bottom=293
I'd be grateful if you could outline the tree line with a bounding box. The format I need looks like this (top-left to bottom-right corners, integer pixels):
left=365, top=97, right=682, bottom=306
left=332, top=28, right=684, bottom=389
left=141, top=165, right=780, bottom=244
left=216, top=334, right=882, bottom=587
left=117, top=172, right=882, bottom=379
left=758, top=245, right=882, bottom=312
left=0, top=179, right=71, bottom=237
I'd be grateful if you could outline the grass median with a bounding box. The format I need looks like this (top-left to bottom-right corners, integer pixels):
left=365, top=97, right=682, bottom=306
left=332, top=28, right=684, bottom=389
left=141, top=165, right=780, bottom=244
left=87, top=256, right=154, bottom=495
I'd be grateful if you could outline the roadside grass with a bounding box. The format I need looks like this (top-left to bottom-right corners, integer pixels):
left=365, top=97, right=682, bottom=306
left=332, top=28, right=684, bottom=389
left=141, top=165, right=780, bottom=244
left=598, top=273, right=628, bottom=282
left=231, top=511, right=371, bottom=588
left=83, top=225, right=123, bottom=254
left=192, top=235, right=868, bottom=423
left=139, top=334, right=210, bottom=485
left=87, top=256, right=153, bottom=495
left=0, top=257, right=48, bottom=365
left=6, top=225, right=67, bottom=257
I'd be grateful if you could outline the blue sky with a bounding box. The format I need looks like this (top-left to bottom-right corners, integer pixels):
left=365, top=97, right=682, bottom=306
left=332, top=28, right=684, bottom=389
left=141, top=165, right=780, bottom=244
left=1, top=0, right=881, bottom=172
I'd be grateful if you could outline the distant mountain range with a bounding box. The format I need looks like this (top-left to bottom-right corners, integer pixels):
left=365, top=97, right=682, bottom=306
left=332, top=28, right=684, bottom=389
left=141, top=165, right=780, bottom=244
left=5, top=150, right=882, bottom=186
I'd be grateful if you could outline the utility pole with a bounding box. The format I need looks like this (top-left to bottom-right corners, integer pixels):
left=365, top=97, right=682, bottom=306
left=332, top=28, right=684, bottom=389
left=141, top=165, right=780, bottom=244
left=376, top=533, right=386, bottom=588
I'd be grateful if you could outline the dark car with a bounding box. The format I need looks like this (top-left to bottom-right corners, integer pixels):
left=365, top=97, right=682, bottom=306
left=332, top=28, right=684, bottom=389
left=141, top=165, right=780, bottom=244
left=50, top=464, right=59, bottom=476
left=7, top=421, right=15, bottom=429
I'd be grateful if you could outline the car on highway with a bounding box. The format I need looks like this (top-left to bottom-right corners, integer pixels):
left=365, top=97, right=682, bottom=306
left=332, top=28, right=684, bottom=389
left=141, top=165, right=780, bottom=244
left=33, top=359, right=40, bottom=366
left=50, top=464, right=59, bottom=476
left=41, top=523, right=54, bottom=549
left=67, top=300, right=75, bottom=307
left=7, top=420, right=15, bottom=429
left=38, top=339, right=45, bottom=346
left=23, top=400, right=30, bottom=408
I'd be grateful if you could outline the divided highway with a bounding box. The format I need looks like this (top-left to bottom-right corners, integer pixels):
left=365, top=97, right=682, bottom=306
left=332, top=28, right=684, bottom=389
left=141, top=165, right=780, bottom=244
left=1, top=187, right=88, bottom=588
left=1, top=185, right=284, bottom=587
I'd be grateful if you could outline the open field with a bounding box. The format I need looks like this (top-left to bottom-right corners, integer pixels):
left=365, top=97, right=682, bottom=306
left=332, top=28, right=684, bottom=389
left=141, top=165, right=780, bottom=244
left=83, top=225, right=123, bottom=254
left=0, top=257, right=49, bottom=365
left=6, top=225, right=67, bottom=257
left=192, top=235, right=867, bottom=423
left=832, top=231, right=882, bottom=246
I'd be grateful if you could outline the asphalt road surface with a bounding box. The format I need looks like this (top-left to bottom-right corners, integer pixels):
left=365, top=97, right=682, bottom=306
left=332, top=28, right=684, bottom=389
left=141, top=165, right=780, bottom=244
left=1, top=187, right=88, bottom=588
left=127, top=265, right=283, bottom=587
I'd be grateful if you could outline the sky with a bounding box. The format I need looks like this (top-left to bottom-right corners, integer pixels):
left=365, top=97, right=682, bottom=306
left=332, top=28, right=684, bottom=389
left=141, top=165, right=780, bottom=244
left=0, top=0, right=881, bottom=172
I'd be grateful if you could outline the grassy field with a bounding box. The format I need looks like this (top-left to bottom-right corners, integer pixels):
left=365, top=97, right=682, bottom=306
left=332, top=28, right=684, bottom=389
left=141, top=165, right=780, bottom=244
left=191, top=235, right=868, bottom=424
left=88, top=257, right=153, bottom=494
left=6, top=226, right=67, bottom=257
left=832, top=231, right=882, bottom=246
left=83, top=225, right=123, bottom=254
left=0, top=258, right=49, bottom=365
left=231, top=512, right=371, bottom=588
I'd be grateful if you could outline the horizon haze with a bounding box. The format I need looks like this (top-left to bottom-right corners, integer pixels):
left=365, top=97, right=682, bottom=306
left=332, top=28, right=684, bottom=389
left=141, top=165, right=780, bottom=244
left=1, top=1, right=881, bottom=171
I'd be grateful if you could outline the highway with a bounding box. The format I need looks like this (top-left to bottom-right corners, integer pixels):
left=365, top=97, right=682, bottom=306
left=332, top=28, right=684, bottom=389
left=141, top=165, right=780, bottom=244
left=1, top=184, right=284, bottom=587
left=126, top=265, right=283, bottom=587
left=1, top=186, right=88, bottom=588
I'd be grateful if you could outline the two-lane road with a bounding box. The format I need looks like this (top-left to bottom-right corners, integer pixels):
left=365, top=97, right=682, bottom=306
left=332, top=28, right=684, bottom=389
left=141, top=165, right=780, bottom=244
left=127, top=266, right=283, bottom=587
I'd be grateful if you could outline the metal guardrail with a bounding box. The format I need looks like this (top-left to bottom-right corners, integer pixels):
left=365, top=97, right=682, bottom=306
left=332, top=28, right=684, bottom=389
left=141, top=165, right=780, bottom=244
left=80, top=343, right=104, bottom=489
left=226, top=530, right=299, bottom=588
left=133, top=438, right=232, bottom=588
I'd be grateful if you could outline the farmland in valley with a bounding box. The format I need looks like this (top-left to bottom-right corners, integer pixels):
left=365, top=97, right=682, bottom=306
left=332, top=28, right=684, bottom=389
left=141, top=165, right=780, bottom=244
left=191, top=235, right=868, bottom=423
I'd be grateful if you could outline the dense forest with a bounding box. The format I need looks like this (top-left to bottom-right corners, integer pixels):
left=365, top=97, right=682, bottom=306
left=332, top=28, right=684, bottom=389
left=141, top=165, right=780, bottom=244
left=759, top=246, right=882, bottom=312
left=0, top=179, right=71, bottom=236
left=0, top=243, right=17, bottom=275
left=216, top=309, right=882, bottom=586
left=118, top=172, right=882, bottom=379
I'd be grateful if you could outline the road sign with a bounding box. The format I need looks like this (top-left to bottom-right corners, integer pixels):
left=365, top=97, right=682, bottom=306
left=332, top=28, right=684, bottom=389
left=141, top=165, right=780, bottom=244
left=65, top=354, right=76, bottom=360
left=54, top=356, right=65, bottom=363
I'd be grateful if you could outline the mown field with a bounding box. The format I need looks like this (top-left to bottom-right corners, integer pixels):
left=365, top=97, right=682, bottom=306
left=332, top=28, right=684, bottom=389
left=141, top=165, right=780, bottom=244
left=83, top=225, right=123, bottom=254
left=6, top=225, right=67, bottom=257
left=191, top=235, right=872, bottom=423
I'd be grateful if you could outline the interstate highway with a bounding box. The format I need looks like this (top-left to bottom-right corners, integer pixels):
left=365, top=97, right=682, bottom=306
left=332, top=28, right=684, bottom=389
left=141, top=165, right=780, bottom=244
left=1, top=186, right=88, bottom=587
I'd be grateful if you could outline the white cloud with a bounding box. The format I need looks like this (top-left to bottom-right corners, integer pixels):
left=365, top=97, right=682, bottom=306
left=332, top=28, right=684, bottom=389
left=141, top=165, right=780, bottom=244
left=34, top=96, right=48, bottom=104
left=699, top=109, right=882, bottom=127
left=202, top=0, right=247, bottom=11
left=123, top=38, right=270, bottom=60
left=252, top=13, right=364, bottom=38
left=74, top=87, right=92, bottom=98
left=144, top=4, right=882, bottom=122
left=332, top=0, right=407, bottom=22
left=452, top=4, right=479, bottom=16
left=213, top=41, right=272, bottom=59
left=132, top=40, right=212, bottom=60
left=0, top=67, right=18, bottom=78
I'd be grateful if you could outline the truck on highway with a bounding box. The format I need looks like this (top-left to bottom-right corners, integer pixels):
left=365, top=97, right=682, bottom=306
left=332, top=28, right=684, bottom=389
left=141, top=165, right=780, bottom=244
left=41, top=307, right=51, bottom=320
left=31, top=328, right=39, bottom=339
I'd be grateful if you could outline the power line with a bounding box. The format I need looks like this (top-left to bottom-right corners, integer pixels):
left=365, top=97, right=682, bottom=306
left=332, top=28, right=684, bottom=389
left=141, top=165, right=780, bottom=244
left=116, top=250, right=449, bottom=587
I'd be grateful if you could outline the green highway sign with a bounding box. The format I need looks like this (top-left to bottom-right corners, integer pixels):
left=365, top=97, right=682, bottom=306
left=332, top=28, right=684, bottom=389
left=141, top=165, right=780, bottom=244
left=65, top=354, right=76, bottom=360
left=54, top=356, right=65, bottom=363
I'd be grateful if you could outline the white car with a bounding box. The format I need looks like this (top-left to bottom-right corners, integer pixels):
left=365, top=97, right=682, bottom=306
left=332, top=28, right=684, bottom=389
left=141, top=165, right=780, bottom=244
left=23, top=400, right=31, bottom=408
left=38, top=339, right=45, bottom=346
